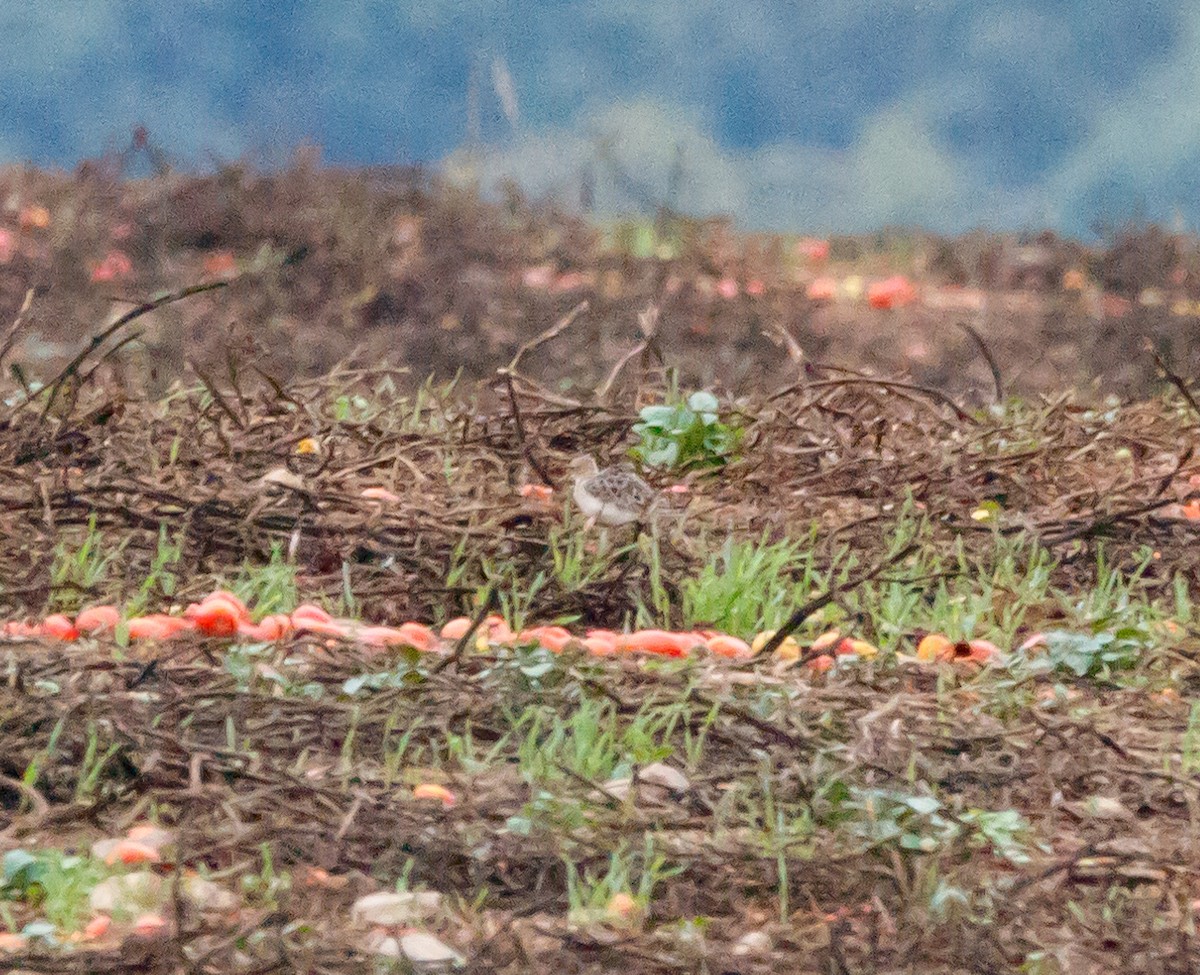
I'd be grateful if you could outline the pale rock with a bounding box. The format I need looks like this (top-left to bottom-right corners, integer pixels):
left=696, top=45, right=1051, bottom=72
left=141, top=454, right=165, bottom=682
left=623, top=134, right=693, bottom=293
left=89, top=871, right=164, bottom=915
left=598, top=763, right=690, bottom=805
left=363, top=932, right=403, bottom=958
left=638, top=762, right=690, bottom=793
left=401, top=931, right=464, bottom=970
left=182, top=875, right=239, bottom=912
left=131, top=913, right=169, bottom=938
left=351, top=890, right=443, bottom=927
left=1064, top=796, right=1134, bottom=821
left=90, top=838, right=121, bottom=862
left=597, top=777, right=633, bottom=802
left=733, top=930, right=773, bottom=956
left=260, top=467, right=306, bottom=492
left=126, top=825, right=175, bottom=851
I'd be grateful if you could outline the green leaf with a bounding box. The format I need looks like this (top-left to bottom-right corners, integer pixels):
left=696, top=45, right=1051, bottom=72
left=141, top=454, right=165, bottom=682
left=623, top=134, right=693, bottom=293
left=21, top=920, right=56, bottom=940
left=519, top=659, right=556, bottom=680
left=646, top=444, right=678, bottom=467
left=3, top=849, right=37, bottom=885
left=928, top=882, right=969, bottom=914
left=903, top=795, right=942, bottom=815
left=630, top=223, right=657, bottom=259
left=342, top=674, right=373, bottom=695
left=632, top=391, right=742, bottom=471
left=638, top=405, right=679, bottom=427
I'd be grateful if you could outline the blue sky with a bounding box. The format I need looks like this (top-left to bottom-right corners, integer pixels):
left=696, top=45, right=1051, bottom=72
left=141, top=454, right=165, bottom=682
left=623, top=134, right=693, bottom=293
left=2, top=2, right=1194, bottom=235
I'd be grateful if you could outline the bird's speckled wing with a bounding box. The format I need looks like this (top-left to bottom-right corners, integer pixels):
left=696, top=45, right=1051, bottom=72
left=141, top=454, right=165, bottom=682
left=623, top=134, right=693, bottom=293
left=583, top=468, right=656, bottom=509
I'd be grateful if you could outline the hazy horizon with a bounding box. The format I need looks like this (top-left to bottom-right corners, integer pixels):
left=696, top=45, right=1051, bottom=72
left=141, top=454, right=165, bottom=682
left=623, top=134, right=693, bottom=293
left=3, top=2, right=1194, bottom=238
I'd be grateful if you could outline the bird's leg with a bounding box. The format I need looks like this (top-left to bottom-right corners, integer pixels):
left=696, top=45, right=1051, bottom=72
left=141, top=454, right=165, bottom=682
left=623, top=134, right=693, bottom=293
left=669, top=524, right=697, bottom=559
left=577, top=515, right=602, bottom=555
left=660, top=509, right=695, bottom=558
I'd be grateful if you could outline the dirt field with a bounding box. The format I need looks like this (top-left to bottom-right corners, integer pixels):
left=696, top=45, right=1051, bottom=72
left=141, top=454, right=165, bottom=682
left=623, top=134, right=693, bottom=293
left=2, top=156, right=1200, bottom=400
left=1, top=160, right=1200, bottom=973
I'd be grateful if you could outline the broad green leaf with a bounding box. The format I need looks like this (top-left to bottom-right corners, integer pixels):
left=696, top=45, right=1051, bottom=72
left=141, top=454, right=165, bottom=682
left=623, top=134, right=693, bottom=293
left=903, top=795, right=941, bottom=815
left=2, top=849, right=37, bottom=884
left=638, top=405, right=679, bottom=426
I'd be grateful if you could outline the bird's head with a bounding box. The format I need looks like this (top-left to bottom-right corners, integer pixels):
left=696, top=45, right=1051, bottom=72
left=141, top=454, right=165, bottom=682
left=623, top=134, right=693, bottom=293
left=567, top=455, right=599, bottom=479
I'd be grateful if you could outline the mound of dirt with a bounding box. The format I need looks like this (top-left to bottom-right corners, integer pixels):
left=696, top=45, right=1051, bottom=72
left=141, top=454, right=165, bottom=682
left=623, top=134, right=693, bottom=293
left=1, top=156, right=1199, bottom=401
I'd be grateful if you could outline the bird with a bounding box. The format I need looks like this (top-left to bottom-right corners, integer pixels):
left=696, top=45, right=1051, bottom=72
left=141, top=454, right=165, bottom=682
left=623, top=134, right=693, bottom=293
left=567, top=455, right=658, bottom=530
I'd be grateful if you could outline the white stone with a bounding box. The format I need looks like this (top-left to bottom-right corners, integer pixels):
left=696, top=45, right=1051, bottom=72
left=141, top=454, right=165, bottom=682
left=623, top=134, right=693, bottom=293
left=598, top=777, right=633, bottom=801
left=400, top=931, right=464, bottom=969
left=182, top=875, right=239, bottom=912
left=733, top=930, right=773, bottom=956
left=364, top=933, right=403, bottom=958
left=638, top=763, right=690, bottom=793
left=89, top=838, right=120, bottom=862
left=89, top=871, right=164, bottom=915
left=351, top=890, right=443, bottom=927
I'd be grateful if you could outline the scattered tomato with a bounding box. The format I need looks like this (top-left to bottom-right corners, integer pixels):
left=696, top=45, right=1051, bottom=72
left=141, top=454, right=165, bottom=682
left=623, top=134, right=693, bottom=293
left=916, top=633, right=955, bottom=662
left=126, top=614, right=195, bottom=640
left=76, top=605, right=120, bottom=632
left=131, top=913, right=168, bottom=938
left=606, top=892, right=640, bottom=922
left=796, top=237, right=830, bottom=262
left=18, top=204, right=50, bottom=230
left=617, top=629, right=691, bottom=657
left=238, top=614, right=293, bottom=641
left=519, top=483, right=554, bottom=503
left=583, top=632, right=618, bottom=655
left=83, top=915, right=112, bottom=940
left=40, top=613, right=79, bottom=641
left=185, top=595, right=247, bottom=636
left=413, top=783, right=456, bottom=807
left=751, top=630, right=802, bottom=660
left=355, top=623, right=436, bottom=652
left=202, top=250, right=238, bottom=278
left=916, top=633, right=997, bottom=665
left=520, top=626, right=574, bottom=653
left=361, top=487, right=403, bottom=503
left=715, top=277, right=739, bottom=300
left=440, top=617, right=472, bottom=640
left=0, top=932, right=26, bottom=952
left=705, top=634, right=753, bottom=659
left=867, top=275, right=917, bottom=310
left=291, top=603, right=335, bottom=625
left=833, top=637, right=880, bottom=660
left=1061, top=268, right=1086, bottom=291
left=90, top=250, right=133, bottom=283
left=805, top=276, right=837, bottom=302
left=103, top=839, right=160, bottom=866
left=965, top=639, right=1000, bottom=662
